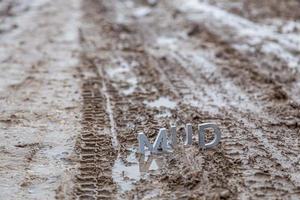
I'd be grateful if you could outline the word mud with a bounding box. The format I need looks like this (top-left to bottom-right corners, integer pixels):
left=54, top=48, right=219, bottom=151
left=138, top=123, right=221, bottom=154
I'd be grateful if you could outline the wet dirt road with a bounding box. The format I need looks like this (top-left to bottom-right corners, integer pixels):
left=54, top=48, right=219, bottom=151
left=1, top=0, right=300, bottom=199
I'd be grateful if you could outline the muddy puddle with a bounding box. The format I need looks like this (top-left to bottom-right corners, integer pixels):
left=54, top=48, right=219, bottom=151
left=112, top=148, right=165, bottom=194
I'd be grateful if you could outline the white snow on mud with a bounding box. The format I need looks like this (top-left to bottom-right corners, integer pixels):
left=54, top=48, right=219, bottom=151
left=176, top=0, right=300, bottom=69
left=1, top=0, right=300, bottom=199
left=0, top=0, right=81, bottom=199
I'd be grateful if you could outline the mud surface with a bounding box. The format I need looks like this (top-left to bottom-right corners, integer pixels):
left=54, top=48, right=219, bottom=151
left=1, top=0, right=300, bottom=199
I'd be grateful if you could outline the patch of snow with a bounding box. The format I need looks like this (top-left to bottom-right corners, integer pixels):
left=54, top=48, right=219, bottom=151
left=177, top=0, right=300, bottom=69
left=144, top=97, right=177, bottom=109
left=133, top=7, right=152, bottom=18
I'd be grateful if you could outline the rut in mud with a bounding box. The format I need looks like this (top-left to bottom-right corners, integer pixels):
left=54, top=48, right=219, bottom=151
left=1, top=0, right=300, bottom=199
left=72, top=0, right=300, bottom=199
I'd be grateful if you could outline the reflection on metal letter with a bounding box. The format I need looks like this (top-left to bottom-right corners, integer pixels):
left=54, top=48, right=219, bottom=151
left=185, top=123, right=193, bottom=145
left=138, top=123, right=222, bottom=153
left=138, top=129, right=168, bottom=154
left=170, top=125, right=177, bottom=147
left=138, top=132, right=153, bottom=154
left=198, top=123, right=221, bottom=149
left=153, top=128, right=168, bottom=153
left=138, top=155, right=164, bottom=173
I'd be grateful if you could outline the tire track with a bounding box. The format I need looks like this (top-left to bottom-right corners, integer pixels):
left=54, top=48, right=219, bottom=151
left=74, top=64, right=117, bottom=199
left=73, top=1, right=119, bottom=199
left=203, top=0, right=300, bottom=22
left=98, top=64, right=119, bottom=149
left=128, top=0, right=300, bottom=198
left=82, top=1, right=242, bottom=198
left=76, top=0, right=300, bottom=199
left=148, top=51, right=298, bottom=198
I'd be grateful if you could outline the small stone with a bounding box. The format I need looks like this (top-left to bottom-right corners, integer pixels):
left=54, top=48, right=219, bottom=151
left=220, top=189, right=230, bottom=198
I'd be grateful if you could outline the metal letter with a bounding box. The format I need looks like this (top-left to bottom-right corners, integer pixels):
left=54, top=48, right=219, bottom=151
left=185, top=123, right=193, bottom=145
left=153, top=128, right=168, bottom=153
left=170, top=125, right=177, bottom=147
left=198, top=123, right=221, bottom=149
left=138, top=129, right=168, bottom=154
left=138, top=132, right=153, bottom=154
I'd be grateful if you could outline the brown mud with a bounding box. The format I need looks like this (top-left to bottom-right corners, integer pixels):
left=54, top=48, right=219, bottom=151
left=1, top=0, right=300, bottom=199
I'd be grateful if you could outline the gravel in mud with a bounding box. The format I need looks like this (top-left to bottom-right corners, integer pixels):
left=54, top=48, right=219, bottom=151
left=1, top=0, right=300, bottom=199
